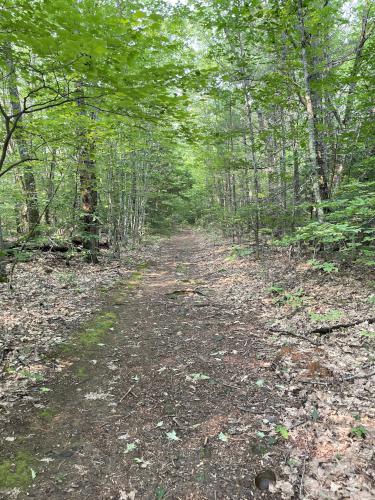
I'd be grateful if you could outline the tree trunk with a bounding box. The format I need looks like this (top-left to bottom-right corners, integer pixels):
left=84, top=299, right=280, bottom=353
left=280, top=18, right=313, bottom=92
left=5, top=43, right=40, bottom=235
left=0, top=212, right=7, bottom=282
left=292, top=148, right=301, bottom=229
left=243, top=88, right=260, bottom=258
left=77, top=86, right=99, bottom=264
left=297, top=0, right=325, bottom=222
left=78, top=142, right=98, bottom=263
left=45, top=149, right=56, bottom=226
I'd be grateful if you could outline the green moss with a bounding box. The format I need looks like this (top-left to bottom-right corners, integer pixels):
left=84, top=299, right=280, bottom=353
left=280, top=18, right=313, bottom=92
left=78, top=311, right=117, bottom=347
left=0, top=451, right=35, bottom=489
left=136, top=261, right=151, bottom=270
left=76, top=366, right=88, bottom=379
left=38, top=407, right=58, bottom=421
left=127, top=272, right=142, bottom=285
left=56, top=343, right=75, bottom=355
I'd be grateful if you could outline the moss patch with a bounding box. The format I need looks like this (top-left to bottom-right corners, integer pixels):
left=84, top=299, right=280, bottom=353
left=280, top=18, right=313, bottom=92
left=78, top=311, right=117, bottom=347
left=38, top=407, right=58, bottom=422
left=136, top=261, right=151, bottom=270
left=113, top=271, right=143, bottom=303
left=127, top=272, right=142, bottom=287
left=76, top=366, right=89, bottom=379
left=0, top=451, right=35, bottom=489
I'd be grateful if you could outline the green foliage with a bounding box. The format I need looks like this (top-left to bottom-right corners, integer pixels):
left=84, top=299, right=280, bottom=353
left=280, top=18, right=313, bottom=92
left=309, top=310, right=343, bottom=322
left=349, top=425, right=367, bottom=439
left=0, top=0, right=373, bottom=268
left=218, top=432, right=229, bottom=442
left=155, top=486, right=167, bottom=499
left=270, top=287, right=305, bottom=308
left=226, top=245, right=254, bottom=261
left=267, top=285, right=284, bottom=295
left=275, top=424, right=289, bottom=440
left=57, top=272, right=77, bottom=285
left=291, top=182, right=375, bottom=259
left=186, top=373, right=210, bottom=382
left=359, top=330, right=375, bottom=339
left=308, top=259, right=338, bottom=273
left=19, top=370, right=45, bottom=382
left=310, top=407, right=320, bottom=422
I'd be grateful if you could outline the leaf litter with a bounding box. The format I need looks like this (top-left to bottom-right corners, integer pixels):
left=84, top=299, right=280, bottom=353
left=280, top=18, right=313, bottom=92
left=0, top=231, right=374, bottom=498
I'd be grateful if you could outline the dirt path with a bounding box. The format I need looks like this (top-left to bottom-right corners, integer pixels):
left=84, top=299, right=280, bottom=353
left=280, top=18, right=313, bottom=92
left=1, top=231, right=374, bottom=499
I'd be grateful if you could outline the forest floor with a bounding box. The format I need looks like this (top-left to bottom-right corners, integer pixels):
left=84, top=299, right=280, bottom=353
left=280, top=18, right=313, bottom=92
left=0, top=230, right=374, bottom=499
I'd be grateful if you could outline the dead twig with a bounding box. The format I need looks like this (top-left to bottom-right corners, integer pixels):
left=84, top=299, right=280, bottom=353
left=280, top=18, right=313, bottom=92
left=172, top=416, right=184, bottom=428
left=299, top=455, right=307, bottom=498
left=119, top=385, right=135, bottom=402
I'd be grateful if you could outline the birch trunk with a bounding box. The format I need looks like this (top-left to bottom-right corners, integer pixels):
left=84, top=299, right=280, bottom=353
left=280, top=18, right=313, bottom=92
left=297, top=0, right=324, bottom=223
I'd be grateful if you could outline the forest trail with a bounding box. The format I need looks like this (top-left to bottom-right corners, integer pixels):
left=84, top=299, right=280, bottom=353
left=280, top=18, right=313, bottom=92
left=1, top=231, right=287, bottom=499
left=1, top=231, right=374, bottom=499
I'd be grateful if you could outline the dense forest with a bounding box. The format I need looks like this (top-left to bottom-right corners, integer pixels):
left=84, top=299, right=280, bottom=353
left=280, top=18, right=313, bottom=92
left=0, top=1, right=374, bottom=498
left=0, top=0, right=373, bottom=274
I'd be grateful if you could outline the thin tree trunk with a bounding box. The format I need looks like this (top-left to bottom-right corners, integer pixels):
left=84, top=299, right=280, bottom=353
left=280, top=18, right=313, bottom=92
left=243, top=88, right=260, bottom=258
left=77, top=85, right=99, bottom=263
left=5, top=43, right=40, bottom=234
left=45, top=149, right=56, bottom=226
left=297, top=0, right=324, bottom=222
left=292, top=148, right=301, bottom=229
left=0, top=212, right=7, bottom=282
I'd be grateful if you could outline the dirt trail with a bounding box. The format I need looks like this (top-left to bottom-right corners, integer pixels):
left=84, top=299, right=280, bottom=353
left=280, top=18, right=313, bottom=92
left=2, top=231, right=373, bottom=499
left=1, top=231, right=287, bottom=499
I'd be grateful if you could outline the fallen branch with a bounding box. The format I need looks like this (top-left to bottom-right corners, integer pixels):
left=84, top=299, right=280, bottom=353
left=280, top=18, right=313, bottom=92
left=299, top=455, right=308, bottom=498
left=270, top=316, right=375, bottom=342
left=309, top=317, right=375, bottom=335
left=166, top=289, right=205, bottom=297
left=300, top=367, right=375, bottom=385
left=269, top=328, right=320, bottom=346
left=344, top=369, right=375, bottom=381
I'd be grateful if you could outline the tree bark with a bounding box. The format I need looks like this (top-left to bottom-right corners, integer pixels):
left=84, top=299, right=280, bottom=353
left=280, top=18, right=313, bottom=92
left=0, top=212, right=7, bottom=282
left=297, top=0, right=325, bottom=222
left=77, top=86, right=99, bottom=264
left=4, top=43, right=40, bottom=234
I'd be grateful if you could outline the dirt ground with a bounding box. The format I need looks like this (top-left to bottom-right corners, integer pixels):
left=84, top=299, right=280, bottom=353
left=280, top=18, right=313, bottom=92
left=0, top=231, right=374, bottom=499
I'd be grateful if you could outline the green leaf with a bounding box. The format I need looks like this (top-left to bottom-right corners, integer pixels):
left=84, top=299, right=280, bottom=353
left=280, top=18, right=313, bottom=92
left=218, top=432, right=229, bottom=442
left=275, top=425, right=289, bottom=440
left=166, top=430, right=180, bottom=441
left=311, top=408, right=320, bottom=422
left=124, top=442, right=137, bottom=453
left=186, top=373, right=210, bottom=382
left=349, top=425, right=367, bottom=439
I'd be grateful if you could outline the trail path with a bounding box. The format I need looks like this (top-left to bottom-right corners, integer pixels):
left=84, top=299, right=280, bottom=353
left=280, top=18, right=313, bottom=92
left=1, top=231, right=374, bottom=499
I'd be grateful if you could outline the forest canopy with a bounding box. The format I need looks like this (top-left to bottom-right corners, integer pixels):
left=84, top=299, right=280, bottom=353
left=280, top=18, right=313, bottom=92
left=0, top=0, right=374, bottom=276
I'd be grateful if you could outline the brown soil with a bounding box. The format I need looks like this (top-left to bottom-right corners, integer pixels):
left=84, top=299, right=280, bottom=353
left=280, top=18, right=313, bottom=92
left=0, top=231, right=374, bottom=499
